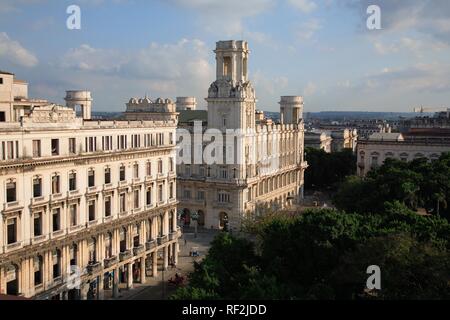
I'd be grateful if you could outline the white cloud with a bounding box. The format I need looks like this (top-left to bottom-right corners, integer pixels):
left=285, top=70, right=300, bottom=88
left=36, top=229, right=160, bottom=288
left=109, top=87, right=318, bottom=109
left=57, top=39, right=214, bottom=108
left=295, top=19, right=322, bottom=40
left=166, top=0, right=274, bottom=36
left=362, top=63, right=450, bottom=93
left=0, top=32, right=38, bottom=67
left=288, top=0, right=317, bottom=13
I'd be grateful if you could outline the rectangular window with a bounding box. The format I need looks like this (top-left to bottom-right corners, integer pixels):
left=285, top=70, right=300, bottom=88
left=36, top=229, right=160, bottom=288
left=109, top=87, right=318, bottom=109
left=158, top=160, right=163, bottom=174
left=33, top=178, right=42, bottom=198
left=52, top=208, right=60, bottom=232
left=88, top=200, right=96, bottom=221
left=104, top=196, right=112, bottom=217
left=34, top=212, right=42, bottom=237
left=70, top=204, right=77, bottom=227
left=88, top=170, right=95, bottom=187
left=120, top=193, right=126, bottom=213
left=120, top=166, right=126, bottom=181
left=183, top=189, right=191, bottom=199
left=132, top=134, right=140, bottom=148
left=134, top=189, right=140, bottom=209
left=32, top=140, right=41, bottom=158
left=104, top=168, right=111, bottom=184
left=158, top=184, right=163, bottom=202
left=197, top=191, right=205, bottom=201
left=85, top=137, right=97, bottom=152
left=169, top=132, right=174, bottom=144
left=133, top=163, right=139, bottom=178
left=0, top=77, right=3, bottom=84
left=51, top=139, right=59, bottom=156
left=69, top=172, right=77, bottom=191
left=169, top=182, right=174, bottom=199
left=52, top=175, right=60, bottom=194
left=69, top=138, right=76, bottom=154
left=7, top=218, right=17, bottom=244
left=146, top=162, right=152, bottom=176
left=6, top=182, right=16, bottom=203
left=6, top=141, right=13, bottom=159
left=146, top=187, right=152, bottom=206
left=102, top=136, right=112, bottom=151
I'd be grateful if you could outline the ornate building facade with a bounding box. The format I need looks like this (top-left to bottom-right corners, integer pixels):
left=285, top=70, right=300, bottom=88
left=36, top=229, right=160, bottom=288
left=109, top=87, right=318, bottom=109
left=0, top=73, right=180, bottom=299
left=177, top=40, right=308, bottom=230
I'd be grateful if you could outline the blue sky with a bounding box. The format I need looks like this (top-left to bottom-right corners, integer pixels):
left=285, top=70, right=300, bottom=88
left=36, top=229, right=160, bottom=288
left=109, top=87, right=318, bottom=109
left=1, top=0, right=450, bottom=112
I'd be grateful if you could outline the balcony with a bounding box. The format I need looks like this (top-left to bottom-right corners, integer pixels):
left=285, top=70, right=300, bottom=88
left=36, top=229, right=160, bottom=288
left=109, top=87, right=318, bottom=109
left=157, top=173, right=166, bottom=179
left=145, top=175, right=153, bottom=182
left=87, top=262, right=102, bottom=274
left=30, top=196, right=46, bottom=206
left=103, top=256, right=118, bottom=268
left=49, top=193, right=63, bottom=202
left=119, top=250, right=132, bottom=262
left=133, top=245, right=145, bottom=256
left=67, top=190, right=80, bottom=199
left=169, top=231, right=178, bottom=241
left=86, top=186, right=98, bottom=194
left=132, top=177, right=141, bottom=184
left=145, top=240, right=157, bottom=251
left=119, top=180, right=128, bottom=187
left=157, top=235, right=168, bottom=245
left=103, top=183, right=114, bottom=191
left=3, top=201, right=21, bottom=211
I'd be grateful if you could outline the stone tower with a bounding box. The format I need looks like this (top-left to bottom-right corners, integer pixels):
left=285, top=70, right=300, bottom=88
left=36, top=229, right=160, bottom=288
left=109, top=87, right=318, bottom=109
left=280, top=96, right=304, bottom=124
left=65, top=90, right=92, bottom=120
left=206, top=40, right=256, bottom=131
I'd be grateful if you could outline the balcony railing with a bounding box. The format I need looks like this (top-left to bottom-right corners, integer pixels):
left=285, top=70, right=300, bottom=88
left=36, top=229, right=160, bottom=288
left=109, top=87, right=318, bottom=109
left=133, top=245, right=145, bottom=256
left=169, top=231, right=178, bottom=241
left=87, top=262, right=102, bottom=274
left=103, top=256, right=118, bottom=268
left=157, top=235, right=168, bottom=245
left=119, top=250, right=132, bottom=262
left=145, top=239, right=157, bottom=251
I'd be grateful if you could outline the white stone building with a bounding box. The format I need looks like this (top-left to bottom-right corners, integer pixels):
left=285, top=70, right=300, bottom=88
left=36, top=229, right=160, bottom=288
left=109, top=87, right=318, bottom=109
left=357, top=131, right=450, bottom=176
left=0, top=73, right=180, bottom=299
left=177, top=40, right=308, bottom=230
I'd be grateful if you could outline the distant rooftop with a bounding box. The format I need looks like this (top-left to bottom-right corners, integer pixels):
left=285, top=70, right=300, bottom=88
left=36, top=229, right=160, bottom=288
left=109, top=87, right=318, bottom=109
left=0, top=70, right=14, bottom=75
left=178, top=110, right=207, bottom=123
left=368, top=133, right=404, bottom=142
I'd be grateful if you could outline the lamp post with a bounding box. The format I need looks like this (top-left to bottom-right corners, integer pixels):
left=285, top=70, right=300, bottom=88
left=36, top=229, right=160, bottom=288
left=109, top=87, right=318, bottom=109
left=192, top=211, right=199, bottom=238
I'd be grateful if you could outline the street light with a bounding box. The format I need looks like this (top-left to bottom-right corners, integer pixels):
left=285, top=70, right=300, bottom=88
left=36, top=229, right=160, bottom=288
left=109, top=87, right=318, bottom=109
left=191, top=211, right=199, bottom=238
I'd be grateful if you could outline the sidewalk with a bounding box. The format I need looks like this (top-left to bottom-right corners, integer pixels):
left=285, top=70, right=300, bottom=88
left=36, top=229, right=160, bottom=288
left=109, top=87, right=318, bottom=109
left=111, top=227, right=218, bottom=300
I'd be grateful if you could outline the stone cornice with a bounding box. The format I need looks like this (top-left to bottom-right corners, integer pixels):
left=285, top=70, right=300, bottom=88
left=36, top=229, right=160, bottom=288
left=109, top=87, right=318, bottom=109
left=0, top=146, right=175, bottom=175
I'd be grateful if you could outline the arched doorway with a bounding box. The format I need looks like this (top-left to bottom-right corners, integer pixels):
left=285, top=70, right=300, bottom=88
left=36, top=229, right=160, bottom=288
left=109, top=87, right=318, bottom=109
left=219, top=212, right=229, bottom=230
left=6, top=264, right=19, bottom=296
left=197, top=210, right=205, bottom=227
left=181, top=208, right=191, bottom=226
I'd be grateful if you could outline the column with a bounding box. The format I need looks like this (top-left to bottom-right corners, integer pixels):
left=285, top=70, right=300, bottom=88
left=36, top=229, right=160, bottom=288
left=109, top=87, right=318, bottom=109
left=112, top=267, right=119, bottom=298
left=140, top=257, right=146, bottom=284
left=173, top=243, right=179, bottom=266
left=0, top=267, right=6, bottom=294
left=98, top=275, right=104, bottom=300
left=163, top=246, right=169, bottom=270
left=152, top=253, right=158, bottom=278
left=80, top=283, right=88, bottom=300
left=126, top=262, right=133, bottom=289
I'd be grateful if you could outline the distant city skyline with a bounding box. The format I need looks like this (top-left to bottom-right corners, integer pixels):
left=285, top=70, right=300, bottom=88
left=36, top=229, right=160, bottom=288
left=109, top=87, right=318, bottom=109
left=1, top=0, right=450, bottom=112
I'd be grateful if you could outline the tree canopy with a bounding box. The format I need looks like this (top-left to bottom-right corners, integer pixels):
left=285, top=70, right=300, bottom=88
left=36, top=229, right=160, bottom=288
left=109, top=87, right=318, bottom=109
left=172, top=205, right=450, bottom=300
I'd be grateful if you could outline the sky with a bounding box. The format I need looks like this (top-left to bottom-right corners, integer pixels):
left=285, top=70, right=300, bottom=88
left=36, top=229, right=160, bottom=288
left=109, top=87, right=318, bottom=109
left=1, top=0, right=450, bottom=113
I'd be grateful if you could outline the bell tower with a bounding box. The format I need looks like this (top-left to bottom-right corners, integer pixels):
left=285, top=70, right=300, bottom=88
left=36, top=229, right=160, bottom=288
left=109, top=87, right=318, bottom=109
left=206, top=40, right=256, bottom=131
left=215, top=40, right=249, bottom=83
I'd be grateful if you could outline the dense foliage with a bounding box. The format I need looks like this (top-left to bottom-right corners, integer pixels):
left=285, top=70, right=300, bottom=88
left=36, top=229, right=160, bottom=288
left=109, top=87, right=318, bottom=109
left=172, top=205, right=450, bottom=300
left=304, top=147, right=356, bottom=189
left=334, top=153, right=450, bottom=219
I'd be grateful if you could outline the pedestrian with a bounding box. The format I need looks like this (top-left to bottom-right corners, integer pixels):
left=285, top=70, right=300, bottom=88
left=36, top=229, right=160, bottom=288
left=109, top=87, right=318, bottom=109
left=184, top=238, right=187, bottom=246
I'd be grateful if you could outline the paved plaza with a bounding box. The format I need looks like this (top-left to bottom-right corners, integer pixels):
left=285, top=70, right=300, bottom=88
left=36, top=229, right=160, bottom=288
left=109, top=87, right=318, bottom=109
left=111, top=227, right=218, bottom=300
